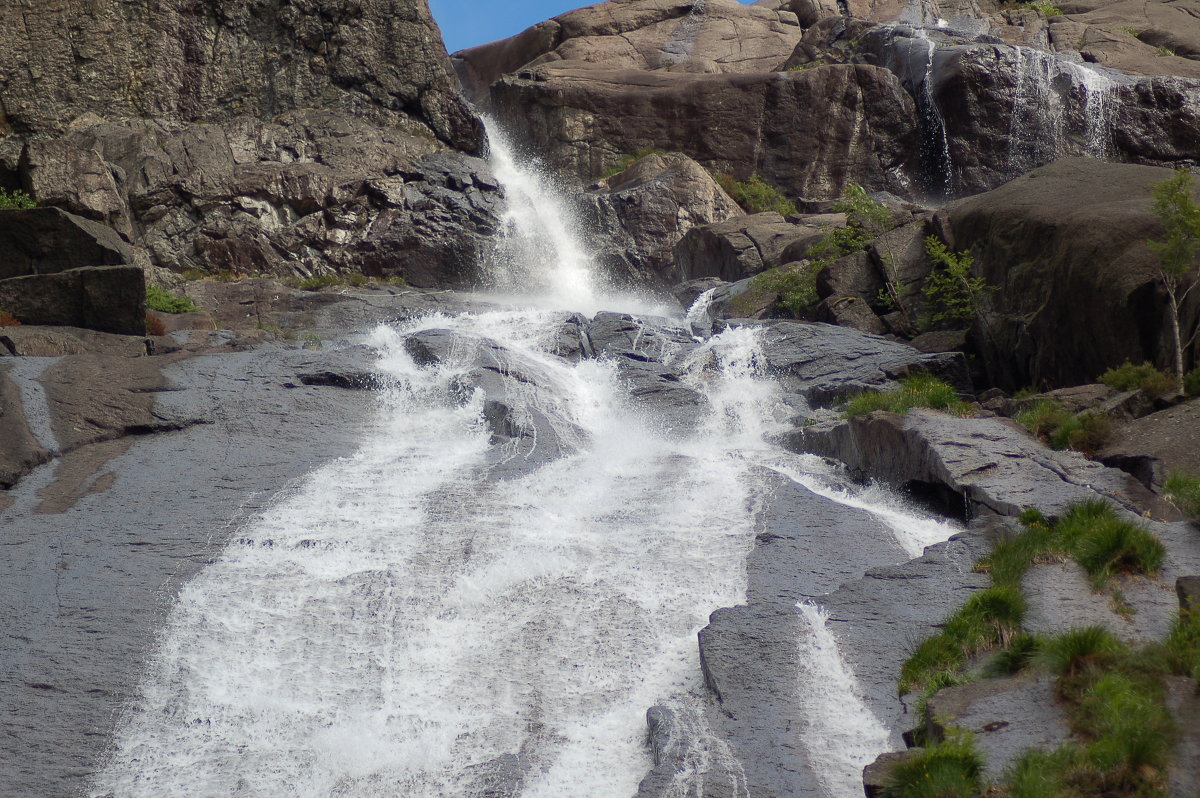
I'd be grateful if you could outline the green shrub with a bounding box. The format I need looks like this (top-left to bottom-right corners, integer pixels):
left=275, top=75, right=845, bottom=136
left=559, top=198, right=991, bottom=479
left=1184, top=367, right=1200, bottom=396
left=1015, top=399, right=1071, bottom=439
left=1080, top=672, right=1176, bottom=776
left=1015, top=400, right=1112, bottom=455
left=1099, top=360, right=1178, bottom=398
left=145, top=284, right=201, bottom=314
left=899, top=585, right=1025, bottom=694
left=805, top=184, right=895, bottom=279
left=882, top=731, right=984, bottom=798
left=921, top=236, right=994, bottom=329
left=714, top=173, right=797, bottom=216
left=0, top=187, right=36, bottom=210
left=1164, top=471, right=1200, bottom=521
left=1024, top=0, right=1063, bottom=15
left=1003, top=747, right=1074, bottom=798
left=986, top=632, right=1044, bottom=676
left=601, top=147, right=668, bottom=178
left=844, top=373, right=970, bottom=419
left=747, top=261, right=819, bottom=316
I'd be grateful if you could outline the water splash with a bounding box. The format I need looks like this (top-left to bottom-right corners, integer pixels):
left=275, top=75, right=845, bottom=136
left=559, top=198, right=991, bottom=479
left=796, top=602, right=892, bottom=798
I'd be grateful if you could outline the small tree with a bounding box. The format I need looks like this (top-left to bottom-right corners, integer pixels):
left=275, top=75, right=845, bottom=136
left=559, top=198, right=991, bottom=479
left=922, top=236, right=994, bottom=329
left=1147, top=168, right=1200, bottom=381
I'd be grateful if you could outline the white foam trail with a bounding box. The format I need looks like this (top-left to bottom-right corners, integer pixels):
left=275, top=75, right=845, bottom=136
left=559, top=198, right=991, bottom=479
left=760, top=452, right=958, bottom=559
left=796, top=602, right=891, bottom=798
left=90, top=317, right=782, bottom=798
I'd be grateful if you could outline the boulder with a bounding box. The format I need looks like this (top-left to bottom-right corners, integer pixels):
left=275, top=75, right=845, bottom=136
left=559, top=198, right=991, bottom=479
left=0, top=267, right=146, bottom=336
left=750, top=320, right=970, bottom=405
left=1098, top=398, right=1200, bottom=480
left=796, top=409, right=1174, bottom=519
left=490, top=62, right=921, bottom=200
left=924, top=675, right=1070, bottom=781
left=936, top=158, right=1200, bottom=390
left=675, top=213, right=827, bottom=283
left=581, top=153, right=744, bottom=288
left=0, top=208, right=137, bottom=280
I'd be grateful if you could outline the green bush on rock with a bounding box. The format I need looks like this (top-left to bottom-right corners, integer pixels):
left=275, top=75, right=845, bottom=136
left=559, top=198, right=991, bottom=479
left=1164, top=472, right=1200, bottom=521
left=713, top=173, right=797, bottom=216
left=0, top=188, right=36, bottom=210
left=145, top=284, right=201, bottom=314
left=1098, top=360, right=1178, bottom=398
left=882, top=731, right=984, bottom=798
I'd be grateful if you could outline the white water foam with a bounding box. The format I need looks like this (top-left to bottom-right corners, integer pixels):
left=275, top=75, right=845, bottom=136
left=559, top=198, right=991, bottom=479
left=92, top=120, right=961, bottom=798
left=796, top=602, right=892, bottom=798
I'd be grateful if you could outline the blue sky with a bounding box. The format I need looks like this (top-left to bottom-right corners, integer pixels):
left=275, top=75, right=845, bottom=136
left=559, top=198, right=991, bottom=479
left=430, top=0, right=756, bottom=54
left=430, top=1, right=583, bottom=54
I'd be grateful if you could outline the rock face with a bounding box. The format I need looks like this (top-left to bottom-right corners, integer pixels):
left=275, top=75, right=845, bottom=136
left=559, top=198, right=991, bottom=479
left=454, top=0, right=806, bottom=97
left=0, top=0, right=480, bottom=152
left=490, top=61, right=921, bottom=199
left=0, top=0, right=498, bottom=286
left=461, top=0, right=1200, bottom=203
left=581, top=153, right=744, bottom=288
left=936, top=158, right=1200, bottom=389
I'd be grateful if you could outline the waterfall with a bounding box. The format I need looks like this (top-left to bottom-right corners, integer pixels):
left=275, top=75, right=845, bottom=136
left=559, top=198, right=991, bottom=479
left=90, top=121, right=962, bottom=798
left=796, top=602, right=891, bottom=798
left=1007, top=47, right=1117, bottom=175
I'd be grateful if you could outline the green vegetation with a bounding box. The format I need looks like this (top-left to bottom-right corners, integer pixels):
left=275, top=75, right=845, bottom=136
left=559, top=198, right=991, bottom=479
left=714, top=173, right=798, bottom=216
left=1164, top=605, right=1200, bottom=679
left=1147, top=168, right=1200, bottom=381
left=921, top=236, right=995, bottom=330
left=785, top=59, right=827, bottom=71
left=842, top=373, right=970, bottom=419
left=1098, top=360, right=1178, bottom=398
left=1184, top=366, right=1200, bottom=396
left=1014, top=399, right=1112, bottom=456
left=1115, top=24, right=1142, bottom=37
left=905, top=502, right=1162, bottom=696
left=882, top=731, right=984, bottom=798
left=601, top=147, right=668, bottom=179
left=893, top=498, right=1181, bottom=797
left=743, top=261, right=819, bottom=316
left=1164, top=471, right=1200, bottom=521
left=145, top=284, right=201, bottom=314
left=1023, top=0, right=1063, bottom=16
left=1157, top=46, right=1178, bottom=57
left=0, top=187, right=35, bottom=210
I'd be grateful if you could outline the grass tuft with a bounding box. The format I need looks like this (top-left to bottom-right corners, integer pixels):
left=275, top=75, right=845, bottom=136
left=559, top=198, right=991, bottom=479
left=713, top=173, right=798, bottom=216
left=1164, top=471, right=1200, bottom=521
left=882, top=731, right=984, bottom=798
left=844, top=373, right=970, bottom=418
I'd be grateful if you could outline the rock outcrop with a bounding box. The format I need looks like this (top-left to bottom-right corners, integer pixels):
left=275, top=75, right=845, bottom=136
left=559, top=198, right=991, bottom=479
left=461, top=0, right=1200, bottom=202
left=581, top=153, right=744, bottom=288
left=0, top=0, right=497, bottom=286
left=936, top=158, right=1200, bottom=389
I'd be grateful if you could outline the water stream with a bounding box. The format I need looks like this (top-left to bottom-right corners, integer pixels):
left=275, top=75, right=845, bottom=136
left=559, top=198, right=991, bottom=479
left=90, top=120, right=960, bottom=798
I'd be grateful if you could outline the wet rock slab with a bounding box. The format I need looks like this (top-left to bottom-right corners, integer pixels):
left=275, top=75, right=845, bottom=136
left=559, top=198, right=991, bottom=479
left=797, top=409, right=1172, bottom=519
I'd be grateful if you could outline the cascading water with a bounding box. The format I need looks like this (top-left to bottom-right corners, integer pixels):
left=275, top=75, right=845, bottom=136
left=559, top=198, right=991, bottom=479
left=91, top=121, right=962, bottom=798
left=796, top=602, right=891, bottom=798
left=1007, top=47, right=1116, bottom=175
